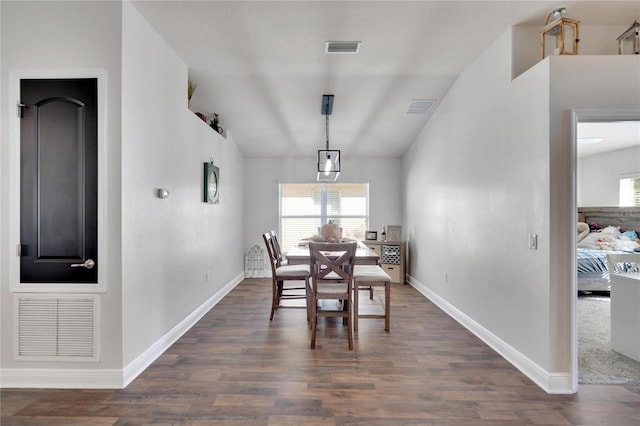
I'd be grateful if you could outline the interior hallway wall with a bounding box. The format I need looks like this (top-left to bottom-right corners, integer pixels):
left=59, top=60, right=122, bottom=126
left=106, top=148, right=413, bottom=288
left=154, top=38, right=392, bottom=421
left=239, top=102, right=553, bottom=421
left=122, top=2, right=245, bottom=370
left=403, top=24, right=640, bottom=392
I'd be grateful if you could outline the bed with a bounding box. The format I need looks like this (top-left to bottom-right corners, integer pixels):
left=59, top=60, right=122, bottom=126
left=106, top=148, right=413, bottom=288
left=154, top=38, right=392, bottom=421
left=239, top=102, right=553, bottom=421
left=577, top=207, right=640, bottom=292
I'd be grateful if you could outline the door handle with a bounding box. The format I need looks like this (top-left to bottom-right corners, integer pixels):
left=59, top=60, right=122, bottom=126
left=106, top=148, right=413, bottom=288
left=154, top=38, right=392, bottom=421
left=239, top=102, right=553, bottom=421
left=71, top=259, right=95, bottom=269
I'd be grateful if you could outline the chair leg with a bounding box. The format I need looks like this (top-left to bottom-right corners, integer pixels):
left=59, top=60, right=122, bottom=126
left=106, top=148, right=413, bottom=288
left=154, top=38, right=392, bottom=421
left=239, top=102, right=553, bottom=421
left=384, top=281, right=390, bottom=332
left=310, top=292, right=317, bottom=349
left=305, top=278, right=311, bottom=324
left=270, top=279, right=280, bottom=320
left=353, top=285, right=359, bottom=332
left=347, top=295, right=353, bottom=350
left=342, top=300, right=348, bottom=325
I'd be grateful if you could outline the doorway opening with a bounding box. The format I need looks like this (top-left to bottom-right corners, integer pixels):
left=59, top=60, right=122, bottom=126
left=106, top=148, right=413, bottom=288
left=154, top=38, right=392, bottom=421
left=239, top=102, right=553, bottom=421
left=572, top=109, right=640, bottom=388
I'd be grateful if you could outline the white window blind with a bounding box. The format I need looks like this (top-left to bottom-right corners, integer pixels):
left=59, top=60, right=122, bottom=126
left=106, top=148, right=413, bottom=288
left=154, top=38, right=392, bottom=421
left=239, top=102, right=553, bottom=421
left=619, top=174, right=640, bottom=206
left=279, top=183, right=369, bottom=252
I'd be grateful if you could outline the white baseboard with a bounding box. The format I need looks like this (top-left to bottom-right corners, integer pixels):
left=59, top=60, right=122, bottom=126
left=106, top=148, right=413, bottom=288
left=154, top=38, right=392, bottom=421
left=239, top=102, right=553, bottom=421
left=0, top=368, right=124, bottom=389
left=121, top=271, right=245, bottom=387
left=0, top=272, right=245, bottom=389
left=407, top=275, right=574, bottom=394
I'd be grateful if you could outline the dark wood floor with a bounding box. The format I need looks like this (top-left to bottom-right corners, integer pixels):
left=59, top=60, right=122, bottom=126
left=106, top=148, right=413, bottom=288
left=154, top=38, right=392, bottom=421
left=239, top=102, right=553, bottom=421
left=2, top=278, right=640, bottom=425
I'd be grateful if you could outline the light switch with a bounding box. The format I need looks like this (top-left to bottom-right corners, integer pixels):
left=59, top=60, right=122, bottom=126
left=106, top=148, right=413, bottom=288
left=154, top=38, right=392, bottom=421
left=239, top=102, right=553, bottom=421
left=529, top=234, right=538, bottom=250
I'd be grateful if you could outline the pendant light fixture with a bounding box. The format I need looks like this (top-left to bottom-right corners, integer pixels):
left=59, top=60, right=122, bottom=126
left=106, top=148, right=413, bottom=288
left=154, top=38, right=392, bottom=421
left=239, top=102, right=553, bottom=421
left=317, top=94, right=340, bottom=181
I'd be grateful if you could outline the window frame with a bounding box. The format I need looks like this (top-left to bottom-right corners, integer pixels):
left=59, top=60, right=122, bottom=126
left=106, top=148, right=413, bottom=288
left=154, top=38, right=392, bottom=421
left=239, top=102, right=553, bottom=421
left=278, top=182, right=370, bottom=252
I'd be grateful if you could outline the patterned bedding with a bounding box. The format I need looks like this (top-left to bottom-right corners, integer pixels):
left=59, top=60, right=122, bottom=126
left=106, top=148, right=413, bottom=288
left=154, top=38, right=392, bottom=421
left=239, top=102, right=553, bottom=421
left=577, top=247, right=637, bottom=292
left=577, top=248, right=612, bottom=292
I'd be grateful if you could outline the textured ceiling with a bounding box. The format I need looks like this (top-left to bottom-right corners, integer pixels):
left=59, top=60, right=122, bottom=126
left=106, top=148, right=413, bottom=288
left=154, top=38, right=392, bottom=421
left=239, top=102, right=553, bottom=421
left=131, top=1, right=640, bottom=158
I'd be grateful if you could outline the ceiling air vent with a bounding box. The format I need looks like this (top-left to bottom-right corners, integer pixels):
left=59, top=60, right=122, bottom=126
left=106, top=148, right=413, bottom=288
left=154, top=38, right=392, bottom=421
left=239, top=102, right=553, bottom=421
left=406, top=99, right=436, bottom=115
left=325, top=41, right=361, bottom=54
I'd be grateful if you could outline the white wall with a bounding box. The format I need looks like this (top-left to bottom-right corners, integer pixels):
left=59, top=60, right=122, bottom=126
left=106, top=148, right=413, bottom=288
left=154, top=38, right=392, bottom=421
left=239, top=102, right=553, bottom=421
left=403, top=24, right=640, bottom=392
left=122, top=3, right=244, bottom=367
left=578, top=145, right=640, bottom=206
left=243, top=157, right=402, bottom=253
left=1, top=0, right=124, bottom=373
left=404, top=28, right=553, bottom=376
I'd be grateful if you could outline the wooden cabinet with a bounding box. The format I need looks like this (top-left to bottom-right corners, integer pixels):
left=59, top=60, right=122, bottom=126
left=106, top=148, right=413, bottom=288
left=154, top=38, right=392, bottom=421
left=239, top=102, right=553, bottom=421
left=363, top=240, right=406, bottom=284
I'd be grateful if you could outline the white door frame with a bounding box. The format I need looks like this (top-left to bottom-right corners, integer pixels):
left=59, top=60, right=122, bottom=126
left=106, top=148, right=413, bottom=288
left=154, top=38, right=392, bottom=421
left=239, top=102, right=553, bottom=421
left=570, top=108, right=640, bottom=391
left=8, top=68, right=108, bottom=293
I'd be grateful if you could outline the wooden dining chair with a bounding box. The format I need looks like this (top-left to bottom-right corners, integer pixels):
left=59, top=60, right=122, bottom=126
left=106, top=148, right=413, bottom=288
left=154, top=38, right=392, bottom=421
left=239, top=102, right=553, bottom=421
left=308, top=241, right=357, bottom=350
left=353, top=265, right=391, bottom=332
left=263, top=231, right=311, bottom=321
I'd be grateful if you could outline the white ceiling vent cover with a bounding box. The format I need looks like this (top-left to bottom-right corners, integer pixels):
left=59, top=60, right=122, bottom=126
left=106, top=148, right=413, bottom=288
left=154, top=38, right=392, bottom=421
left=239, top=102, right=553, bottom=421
left=325, top=41, right=361, bottom=54
left=406, top=99, right=436, bottom=115
left=16, top=295, right=98, bottom=361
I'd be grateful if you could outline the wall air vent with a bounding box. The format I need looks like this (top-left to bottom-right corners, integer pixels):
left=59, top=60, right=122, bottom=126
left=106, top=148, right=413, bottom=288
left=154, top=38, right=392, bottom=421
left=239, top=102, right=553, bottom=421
left=406, top=99, right=436, bottom=115
left=15, top=294, right=98, bottom=361
left=325, top=41, right=361, bottom=54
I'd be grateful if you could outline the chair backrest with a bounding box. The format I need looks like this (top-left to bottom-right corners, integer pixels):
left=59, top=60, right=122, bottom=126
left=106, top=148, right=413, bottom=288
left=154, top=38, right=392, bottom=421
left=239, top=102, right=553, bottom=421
left=262, top=232, right=281, bottom=272
left=606, top=252, right=640, bottom=274
left=269, top=230, right=284, bottom=263
left=309, top=241, right=357, bottom=285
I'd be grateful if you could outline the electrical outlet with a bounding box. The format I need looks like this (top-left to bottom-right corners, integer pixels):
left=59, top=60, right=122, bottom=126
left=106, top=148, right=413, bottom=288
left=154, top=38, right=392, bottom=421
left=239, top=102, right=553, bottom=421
left=528, top=234, right=538, bottom=250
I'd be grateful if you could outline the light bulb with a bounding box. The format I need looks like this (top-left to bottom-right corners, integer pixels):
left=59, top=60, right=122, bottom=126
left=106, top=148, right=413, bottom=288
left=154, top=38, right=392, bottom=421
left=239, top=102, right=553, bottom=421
left=324, top=158, right=332, bottom=175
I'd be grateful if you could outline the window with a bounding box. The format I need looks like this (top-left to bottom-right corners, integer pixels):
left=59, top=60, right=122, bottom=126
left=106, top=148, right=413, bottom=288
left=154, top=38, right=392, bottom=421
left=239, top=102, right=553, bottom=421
left=279, top=183, right=369, bottom=252
left=619, top=174, right=640, bottom=206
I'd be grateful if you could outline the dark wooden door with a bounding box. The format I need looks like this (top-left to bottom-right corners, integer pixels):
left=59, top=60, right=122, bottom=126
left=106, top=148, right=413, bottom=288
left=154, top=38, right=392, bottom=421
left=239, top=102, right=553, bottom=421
left=20, top=78, right=98, bottom=283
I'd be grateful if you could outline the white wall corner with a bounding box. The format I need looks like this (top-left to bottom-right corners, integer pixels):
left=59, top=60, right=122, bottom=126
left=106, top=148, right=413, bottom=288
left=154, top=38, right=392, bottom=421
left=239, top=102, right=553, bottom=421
left=407, top=275, right=574, bottom=395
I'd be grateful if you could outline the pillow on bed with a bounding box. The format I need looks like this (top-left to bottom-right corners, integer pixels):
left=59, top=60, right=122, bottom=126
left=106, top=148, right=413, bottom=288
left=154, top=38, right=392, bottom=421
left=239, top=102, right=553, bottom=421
left=577, top=222, right=590, bottom=242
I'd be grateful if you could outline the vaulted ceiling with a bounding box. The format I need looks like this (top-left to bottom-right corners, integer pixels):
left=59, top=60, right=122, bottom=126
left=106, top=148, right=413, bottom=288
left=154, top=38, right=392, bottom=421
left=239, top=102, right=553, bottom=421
left=131, top=1, right=640, bottom=159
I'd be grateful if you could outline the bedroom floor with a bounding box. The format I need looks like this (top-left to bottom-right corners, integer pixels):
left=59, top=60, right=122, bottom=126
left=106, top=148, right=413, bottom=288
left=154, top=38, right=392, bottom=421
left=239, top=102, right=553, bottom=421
left=2, top=280, right=640, bottom=425
left=578, top=291, right=640, bottom=385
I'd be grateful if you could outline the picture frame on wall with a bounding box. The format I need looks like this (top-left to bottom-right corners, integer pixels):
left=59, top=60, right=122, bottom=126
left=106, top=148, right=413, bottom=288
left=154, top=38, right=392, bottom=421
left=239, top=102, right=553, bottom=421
left=365, top=231, right=378, bottom=241
left=203, top=161, right=219, bottom=204
left=387, top=225, right=402, bottom=241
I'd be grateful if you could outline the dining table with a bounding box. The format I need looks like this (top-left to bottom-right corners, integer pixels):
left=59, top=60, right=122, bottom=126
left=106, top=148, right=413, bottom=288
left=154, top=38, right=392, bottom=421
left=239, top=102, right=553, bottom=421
left=285, top=241, right=380, bottom=265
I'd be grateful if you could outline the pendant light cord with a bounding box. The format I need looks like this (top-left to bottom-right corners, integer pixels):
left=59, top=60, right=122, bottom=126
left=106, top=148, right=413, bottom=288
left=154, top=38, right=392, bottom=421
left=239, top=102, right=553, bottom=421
left=325, top=113, right=330, bottom=151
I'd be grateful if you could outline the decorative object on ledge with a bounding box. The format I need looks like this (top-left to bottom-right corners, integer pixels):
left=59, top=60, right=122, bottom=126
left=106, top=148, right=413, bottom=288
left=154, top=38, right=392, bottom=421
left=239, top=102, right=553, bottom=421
left=617, top=20, right=640, bottom=55
left=209, top=113, right=224, bottom=135
left=387, top=225, right=402, bottom=242
left=317, top=94, right=340, bottom=181
left=195, top=112, right=208, bottom=122
left=188, top=79, right=197, bottom=110
left=365, top=231, right=378, bottom=241
left=203, top=157, right=219, bottom=204
left=540, top=7, right=580, bottom=59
